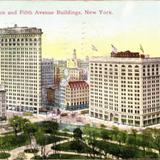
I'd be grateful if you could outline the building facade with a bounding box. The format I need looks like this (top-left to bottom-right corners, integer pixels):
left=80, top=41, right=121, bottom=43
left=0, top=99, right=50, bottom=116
left=0, top=25, right=42, bottom=113
left=54, top=60, right=67, bottom=81
left=54, top=60, right=67, bottom=106
left=59, top=80, right=89, bottom=110
left=47, top=87, right=55, bottom=105
left=0, top=85, right=6, bottom=120
left=66, top=49, right=89, bottom=81
left=67, top=49, right=79, bottom=68
left=41, top=58, right=54, bottom=105
left=89, top=50, right=160, bottom=127
left=66, top=68, right=86, bottom=81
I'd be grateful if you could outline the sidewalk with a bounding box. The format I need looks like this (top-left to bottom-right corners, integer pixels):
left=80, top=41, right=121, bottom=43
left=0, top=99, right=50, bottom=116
left=8, top=137, right=71, bottom=160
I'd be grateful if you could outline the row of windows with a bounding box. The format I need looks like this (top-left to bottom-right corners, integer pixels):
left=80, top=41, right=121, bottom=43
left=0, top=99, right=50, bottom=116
left=90, top=111, right=141, bottom=120
left=7, top=101, right=38, bottom=106
left=91, top=63, right=140, bottom=68
left=90, top=74, right=140, bottom=80
left=1, top=46, right=41, bottom=50
left=90, top=100, right=140, bottom=106
left=0, top=43, right=38, bottom=46
left=121, top=109, right=140, bottom=114
left=91, top=63, right=159, bottom=68
left=143, top=84, right=159, bottom=87
left=1, top=38, right=38, bottom=42
left=143, top=93, right=159, bottom=97
left=143, top=108, right=160, bottom=113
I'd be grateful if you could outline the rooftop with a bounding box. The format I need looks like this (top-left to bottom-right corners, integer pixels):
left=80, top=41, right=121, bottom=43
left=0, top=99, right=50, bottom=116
left=90, top=50, right=160, bottom=63
left=68, top=81, right=89, bottom=89
left=111, top=50, right=145, bottom=58
left=0, top=24, right=42, bottom=35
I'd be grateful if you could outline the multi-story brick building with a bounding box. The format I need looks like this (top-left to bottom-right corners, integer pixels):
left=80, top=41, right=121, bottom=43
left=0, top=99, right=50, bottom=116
left=59, top=80, right=89, bottom=110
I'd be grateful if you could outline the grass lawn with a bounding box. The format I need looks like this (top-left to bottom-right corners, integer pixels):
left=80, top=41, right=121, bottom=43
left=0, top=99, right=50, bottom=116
left=36, top=135, right=66, bottom=146
left=1, top=131, right=14, bottom=136
left=48, top=154, right=89, bottom=159
left=0, top=134, right=29, bottom=150
left=34, top=154, right=90, bottom=159
left=52, top=140, right=94, bottom=154
left=96, top=140, right=158, bottom=159
left=0, top=132, right=66, bottom=151
left=56, top=131, right=73, bottom=137
left=0, top=152, right=10, bottom=159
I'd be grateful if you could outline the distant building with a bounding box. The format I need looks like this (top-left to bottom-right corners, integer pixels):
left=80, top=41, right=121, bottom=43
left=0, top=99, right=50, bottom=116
left=67, top=49, right=79, bottom=68
left=54, top=60, right=67, bottom=81
left=41, top=58, right=54, bottom=105
left=79, top=56, right=89, bottom=81
left=0, top=85, right=6, bottom=120
left=54, top=60, right=67, bottom=106
left=55, top=50, right=89, bottom=108
left=66, top=50, right=89, bottom=81
left=47, top=87, right=55, bottom=105
left=79, top=56, right=89, bottom=69
left=59, top=80, right=89, bottom=110
left=67, top=49, right=89, bottom=69
left=0, top=25, right=42, bottom=113
left=89, top=50, right=160, bottom=127
left=64, top=68, right=85, bottom=81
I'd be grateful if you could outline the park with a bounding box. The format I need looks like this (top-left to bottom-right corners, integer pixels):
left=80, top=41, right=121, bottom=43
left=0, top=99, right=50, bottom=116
left=0, top=113, right=160, bottom=159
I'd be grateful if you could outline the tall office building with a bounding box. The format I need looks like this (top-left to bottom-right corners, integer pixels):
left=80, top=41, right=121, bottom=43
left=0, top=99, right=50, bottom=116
left=89, top=50, right=160, bottom=127
left=0, top=25, right=42, bottom=113
left=0, top=85, right=6, bottom=120
left=41, top=58, right=54, bottom=105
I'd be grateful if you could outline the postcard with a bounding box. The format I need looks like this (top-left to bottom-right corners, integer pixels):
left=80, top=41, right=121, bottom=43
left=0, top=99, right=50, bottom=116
left=0, top=1, right=160, bottom=160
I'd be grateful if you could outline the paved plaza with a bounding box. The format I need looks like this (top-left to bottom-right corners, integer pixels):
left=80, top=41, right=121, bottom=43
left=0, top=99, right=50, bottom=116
left=3, top=109, right=160, bottom=133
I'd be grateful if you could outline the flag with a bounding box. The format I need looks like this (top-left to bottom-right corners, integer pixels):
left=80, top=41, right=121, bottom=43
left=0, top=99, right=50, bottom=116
left=140, top=44, right=144, bottom=53
left=91, top=45, right=98, bottom=52
left=111, top=44, right=118, bottom=53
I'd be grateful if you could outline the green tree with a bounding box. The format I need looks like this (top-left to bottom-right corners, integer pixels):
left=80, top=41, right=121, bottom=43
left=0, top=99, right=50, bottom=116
left=152, top=128, right=160, bottom=156
left=42, top=121, right=58, bottom=134
left=42, top=121, right=59, bottom=154
left=126, top=129, right=138, bottom=152
left=83, top=126, right=100, bottom=159
left=140, top=129, right=152, bottom=157
left=111, top=126, right=119, bottom=141
left=23, top=122, right=37, bottom=149
left=126, top=134, right=136, bottom=150
left=9, top=116, right=29, bottom=137
left=70, top=140, right=84, bottom=153
left=35, top=128, right=47, bottom=158
left=117, top=130, right=127, bottom=145
left=70, top=128, right=83, bottom=153
left=73, top=128, right=83, bottom=140
left=100, top=129, right=110, bottom=141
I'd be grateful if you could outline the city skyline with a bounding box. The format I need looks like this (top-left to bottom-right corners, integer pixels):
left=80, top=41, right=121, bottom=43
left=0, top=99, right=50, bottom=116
left=0, top=1, right=160, bottom=59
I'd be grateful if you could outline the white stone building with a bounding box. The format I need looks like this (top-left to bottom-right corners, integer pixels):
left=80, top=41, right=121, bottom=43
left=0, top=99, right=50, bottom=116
left=89, top=50, right=160, bottom=127
left=0, top=25, right=42, bottom=113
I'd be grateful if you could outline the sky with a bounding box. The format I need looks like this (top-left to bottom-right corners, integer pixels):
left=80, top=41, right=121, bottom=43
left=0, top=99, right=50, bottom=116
left=0, top=1, right=160, bottom=59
